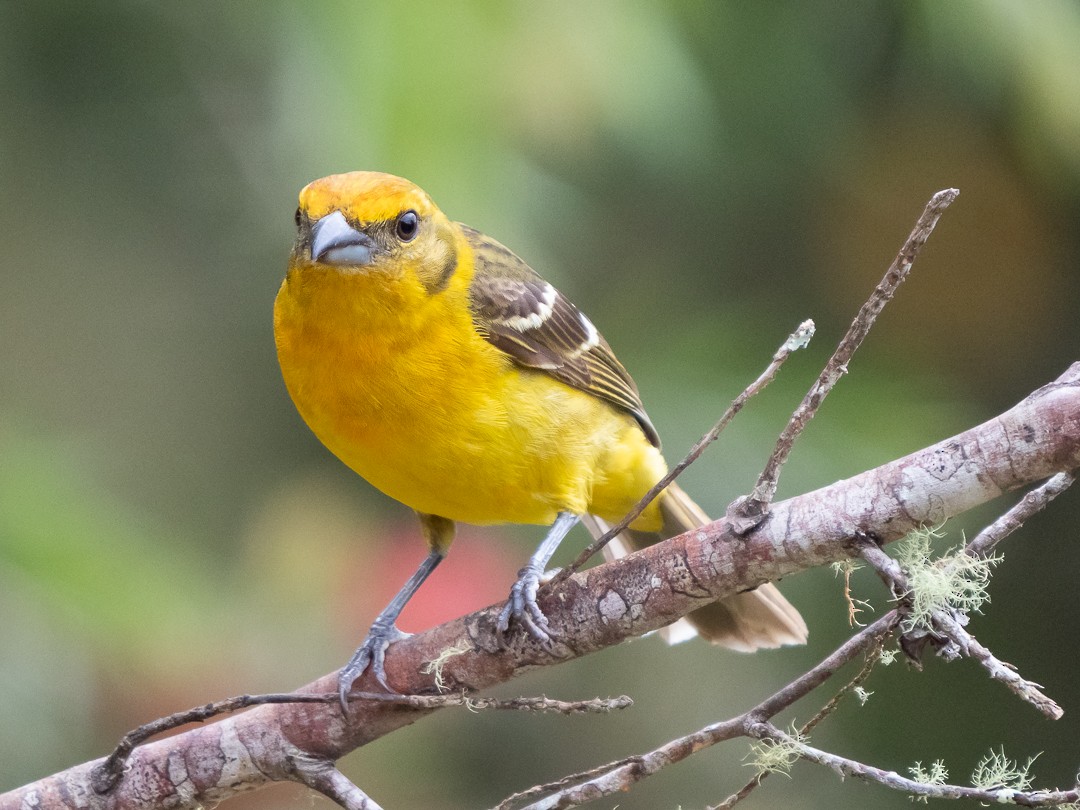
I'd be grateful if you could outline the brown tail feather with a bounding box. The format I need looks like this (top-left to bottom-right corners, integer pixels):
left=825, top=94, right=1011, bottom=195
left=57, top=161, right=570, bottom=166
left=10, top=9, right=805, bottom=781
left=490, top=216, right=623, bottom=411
left=583, top=482, right=806, bottom=650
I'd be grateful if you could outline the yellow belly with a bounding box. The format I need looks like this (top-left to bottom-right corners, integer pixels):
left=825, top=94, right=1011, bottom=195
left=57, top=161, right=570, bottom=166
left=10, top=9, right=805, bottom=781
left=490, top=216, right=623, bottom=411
left=274, top=270, right=666, bottom=529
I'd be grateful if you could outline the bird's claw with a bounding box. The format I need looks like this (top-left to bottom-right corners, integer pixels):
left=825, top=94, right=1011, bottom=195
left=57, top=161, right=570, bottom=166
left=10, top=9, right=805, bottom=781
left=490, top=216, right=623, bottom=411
left=338, top=621, right=410, bottom=712
left=497, top=565, right=552, bottom=643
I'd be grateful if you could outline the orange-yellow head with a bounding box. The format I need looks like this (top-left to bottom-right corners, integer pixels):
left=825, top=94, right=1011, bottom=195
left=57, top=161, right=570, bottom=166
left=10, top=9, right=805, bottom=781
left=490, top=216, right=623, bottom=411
left=291, top=171, right=461, bottom=292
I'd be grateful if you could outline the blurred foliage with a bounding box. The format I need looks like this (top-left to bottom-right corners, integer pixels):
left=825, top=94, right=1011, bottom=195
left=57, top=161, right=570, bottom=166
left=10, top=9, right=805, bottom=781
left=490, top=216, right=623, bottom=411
left=2, top=2, right=1079, bottom=808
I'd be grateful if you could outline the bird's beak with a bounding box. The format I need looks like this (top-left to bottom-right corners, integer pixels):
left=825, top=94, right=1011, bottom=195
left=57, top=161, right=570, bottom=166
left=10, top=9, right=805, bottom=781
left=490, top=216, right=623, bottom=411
left=311, top=210, right=377, bottom=266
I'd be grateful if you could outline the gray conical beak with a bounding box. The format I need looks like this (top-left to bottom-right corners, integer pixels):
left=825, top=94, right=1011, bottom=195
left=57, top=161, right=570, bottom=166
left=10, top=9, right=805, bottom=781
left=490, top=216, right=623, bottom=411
left=311, top=210, right=377, bottom=266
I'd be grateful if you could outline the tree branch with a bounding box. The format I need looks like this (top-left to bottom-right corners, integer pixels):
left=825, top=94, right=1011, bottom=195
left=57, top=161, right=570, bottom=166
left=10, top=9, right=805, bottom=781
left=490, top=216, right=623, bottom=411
left=3, top=362, right=1077, bottom=810
left=505, top=468, right=1078, bottom=809
left=748, top=722, right=1080, bottom=807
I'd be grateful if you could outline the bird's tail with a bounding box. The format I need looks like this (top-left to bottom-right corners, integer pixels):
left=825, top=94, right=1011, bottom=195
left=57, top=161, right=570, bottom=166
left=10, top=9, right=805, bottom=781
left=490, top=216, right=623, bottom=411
left=582, top=481, right=807, bottom=650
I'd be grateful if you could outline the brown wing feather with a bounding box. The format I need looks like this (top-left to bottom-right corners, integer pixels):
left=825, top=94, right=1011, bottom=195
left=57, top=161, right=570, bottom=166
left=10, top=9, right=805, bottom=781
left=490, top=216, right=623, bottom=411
left=462, top=225, right=660, bottom=447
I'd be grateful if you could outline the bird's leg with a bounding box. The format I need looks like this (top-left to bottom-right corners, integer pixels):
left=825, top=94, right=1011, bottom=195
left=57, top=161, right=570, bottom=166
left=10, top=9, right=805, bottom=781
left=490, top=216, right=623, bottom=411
left=338, top=548, right=444, bottom=710
left=498, top=511, right=580, bottom=642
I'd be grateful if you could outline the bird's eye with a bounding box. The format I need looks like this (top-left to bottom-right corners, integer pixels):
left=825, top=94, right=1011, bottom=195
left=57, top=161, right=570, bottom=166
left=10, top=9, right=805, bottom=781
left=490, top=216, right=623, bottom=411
left=395, top=210, right=419, bottom=242
left=294, top=207, right=302, bottom=228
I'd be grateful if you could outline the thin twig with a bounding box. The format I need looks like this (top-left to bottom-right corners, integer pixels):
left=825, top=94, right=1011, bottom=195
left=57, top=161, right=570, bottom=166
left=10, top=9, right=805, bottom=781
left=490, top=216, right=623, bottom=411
left=547, top=319, right=815, bottom=589
left=932, top=610, right=1063, bottom=719
left=857, top=541, right=908, bottom=599
left=713, top=630, right=889, bottom=809
left=92, top=690, right=632, bottom=793
left=500, top=613, right=899, bottom=810
left=347, top=692, right=634, bottom=714
left=754, top=612, right=899, bottom=718
left=730, top=188, right=960, bottom=531
left=965, top=471, right=1076, bottom=559
left=799, top=637, right=885, bottom=734
left=751, top=722, right=1080, bottom=806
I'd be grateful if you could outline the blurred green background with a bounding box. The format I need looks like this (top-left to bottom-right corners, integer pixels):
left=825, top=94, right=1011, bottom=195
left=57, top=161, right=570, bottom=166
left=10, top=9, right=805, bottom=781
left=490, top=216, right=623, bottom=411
left=2, top=2, right=1079, bottom=808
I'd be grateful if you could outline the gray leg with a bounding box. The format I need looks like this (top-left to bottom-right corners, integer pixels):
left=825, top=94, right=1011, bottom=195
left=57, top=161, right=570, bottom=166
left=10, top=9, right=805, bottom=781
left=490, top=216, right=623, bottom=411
left=497, top=512, right=580, bottom=641
left=338, top=548, right=444, bottom=710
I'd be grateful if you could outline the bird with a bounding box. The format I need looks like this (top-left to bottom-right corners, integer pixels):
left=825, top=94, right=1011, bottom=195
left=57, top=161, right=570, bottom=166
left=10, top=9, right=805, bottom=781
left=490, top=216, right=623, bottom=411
left=273, top=171, right=806, bottom=706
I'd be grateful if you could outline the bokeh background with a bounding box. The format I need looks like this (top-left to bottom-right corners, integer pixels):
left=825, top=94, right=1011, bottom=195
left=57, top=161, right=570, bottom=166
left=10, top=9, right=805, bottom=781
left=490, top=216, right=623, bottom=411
left=2, top=3, right=1079, bottom=808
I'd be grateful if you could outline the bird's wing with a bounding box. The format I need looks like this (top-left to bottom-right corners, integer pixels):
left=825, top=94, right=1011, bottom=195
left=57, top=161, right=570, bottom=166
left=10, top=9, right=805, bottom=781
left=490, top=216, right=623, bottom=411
left=462, top=224, right=660, bottom=448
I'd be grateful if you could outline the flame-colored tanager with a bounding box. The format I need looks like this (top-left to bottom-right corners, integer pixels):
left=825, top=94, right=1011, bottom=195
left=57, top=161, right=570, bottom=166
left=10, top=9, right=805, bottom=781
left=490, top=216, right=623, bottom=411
left=274, top=171, right=806, bottom=704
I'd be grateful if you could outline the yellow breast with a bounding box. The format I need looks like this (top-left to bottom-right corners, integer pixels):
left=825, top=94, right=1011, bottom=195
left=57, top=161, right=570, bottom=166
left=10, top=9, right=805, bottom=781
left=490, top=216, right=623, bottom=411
left=273, top=258, right=665, bottom=529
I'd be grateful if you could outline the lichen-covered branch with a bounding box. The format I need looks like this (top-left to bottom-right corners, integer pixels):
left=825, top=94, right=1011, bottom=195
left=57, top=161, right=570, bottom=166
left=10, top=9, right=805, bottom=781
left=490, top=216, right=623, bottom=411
left=858, top=538, right=1063, bottom=719
left=750, top=723, right=1080, bottom=806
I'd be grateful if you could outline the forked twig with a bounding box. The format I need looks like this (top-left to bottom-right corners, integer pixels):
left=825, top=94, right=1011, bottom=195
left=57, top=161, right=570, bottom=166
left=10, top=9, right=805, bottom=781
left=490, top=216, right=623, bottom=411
left=548, top=319, right=815, bottom=588
left=729, top=188, right=959, bottom=530
left=712, top=631, right=888, bottom=809
left=497, top=614, right=899, bottom=810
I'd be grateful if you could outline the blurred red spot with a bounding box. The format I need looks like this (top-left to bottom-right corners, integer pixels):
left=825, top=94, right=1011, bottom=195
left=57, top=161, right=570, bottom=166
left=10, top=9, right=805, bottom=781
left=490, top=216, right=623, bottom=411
left=334, top=522, right=524, bottom=639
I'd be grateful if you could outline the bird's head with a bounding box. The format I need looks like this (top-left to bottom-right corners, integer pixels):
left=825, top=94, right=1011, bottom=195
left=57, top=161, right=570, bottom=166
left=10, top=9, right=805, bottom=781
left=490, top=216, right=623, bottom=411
left=292, top=171, right=461, bottom=292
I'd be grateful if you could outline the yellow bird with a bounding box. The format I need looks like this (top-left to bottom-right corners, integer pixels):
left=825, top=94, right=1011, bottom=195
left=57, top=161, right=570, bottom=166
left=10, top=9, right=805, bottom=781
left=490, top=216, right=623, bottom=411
left=274, top=171, right=806, bottom=703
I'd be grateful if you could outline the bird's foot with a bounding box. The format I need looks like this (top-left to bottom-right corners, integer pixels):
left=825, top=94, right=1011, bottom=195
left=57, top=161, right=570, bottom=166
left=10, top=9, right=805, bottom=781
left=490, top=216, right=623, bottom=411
left=497, top=564, right=552, bottom=643
left=338, top=619, right=411, bottom=711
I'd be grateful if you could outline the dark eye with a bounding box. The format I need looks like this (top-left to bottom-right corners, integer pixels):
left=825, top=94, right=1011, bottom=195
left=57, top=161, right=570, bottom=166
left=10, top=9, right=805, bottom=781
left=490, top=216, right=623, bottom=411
left=395, top=210, right=419, bottom=242
left=294, top=207, right=302, bottom=228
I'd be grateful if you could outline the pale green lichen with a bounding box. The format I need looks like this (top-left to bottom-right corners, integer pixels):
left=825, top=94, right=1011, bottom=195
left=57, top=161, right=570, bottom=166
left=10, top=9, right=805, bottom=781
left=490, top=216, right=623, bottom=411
left=420, top=640, right=472, bottom=692
left=745, top=725, right=808, bottom=778
left=970, top=746, right=1040, bottom=793
left=830, top=559, right=863, bottom=578
left=895, top=526, right=1000, bottom=632
left=908, top=759, right=949, bottom=803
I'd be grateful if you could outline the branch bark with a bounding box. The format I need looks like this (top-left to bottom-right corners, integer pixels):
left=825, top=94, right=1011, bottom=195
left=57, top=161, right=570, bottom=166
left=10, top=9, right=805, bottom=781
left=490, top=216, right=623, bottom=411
left=4, top=364, right=1078, bottom=810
